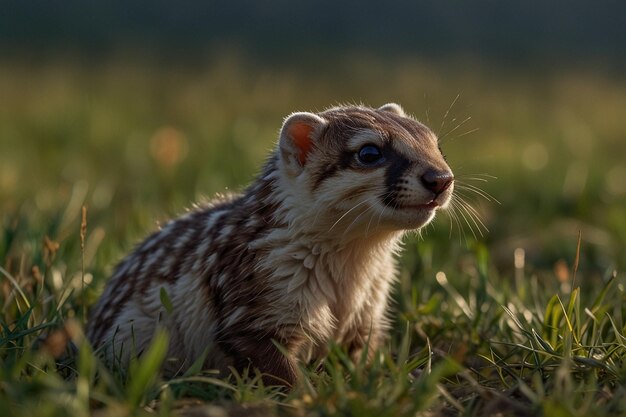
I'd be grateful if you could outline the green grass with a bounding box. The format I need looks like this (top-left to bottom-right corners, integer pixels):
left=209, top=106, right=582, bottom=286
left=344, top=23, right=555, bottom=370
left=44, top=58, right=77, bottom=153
left=1, top=54, right=625, bottom=416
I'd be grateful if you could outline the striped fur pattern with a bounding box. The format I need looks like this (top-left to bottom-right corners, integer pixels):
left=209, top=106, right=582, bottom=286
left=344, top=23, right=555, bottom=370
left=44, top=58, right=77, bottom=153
left=86, top=103, right=454, bottom=385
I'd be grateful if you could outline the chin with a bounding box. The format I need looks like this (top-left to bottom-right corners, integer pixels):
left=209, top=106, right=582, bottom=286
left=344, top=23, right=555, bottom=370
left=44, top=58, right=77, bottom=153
left=376, top=207, right=438, bottom=231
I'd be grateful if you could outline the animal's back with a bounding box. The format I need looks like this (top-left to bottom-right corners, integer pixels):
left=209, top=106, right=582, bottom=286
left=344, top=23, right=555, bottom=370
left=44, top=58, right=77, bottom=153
left=87, top=183, right=276, bottom=370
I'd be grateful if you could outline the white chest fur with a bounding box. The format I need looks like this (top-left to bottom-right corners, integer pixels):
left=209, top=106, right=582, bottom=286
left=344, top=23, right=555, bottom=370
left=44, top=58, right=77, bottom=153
left=252, top=226, right=402, bottom=358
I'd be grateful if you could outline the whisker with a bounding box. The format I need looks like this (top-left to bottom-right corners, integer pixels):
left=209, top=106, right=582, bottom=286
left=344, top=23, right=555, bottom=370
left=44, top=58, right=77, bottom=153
left=338, top=191, right=395, bottom=239
left=366, top=196, right=387, bottom=235
left=343, top=203, right=376, bottom=239
left=458, top=177, right=488, bottom=183
left=356, top=199, right=375, bottom=236
left=456, top=178, right=499, bottom=207
left=365, top=205, right=382, bottom=236
left=450, top=197, right=478, bottom=240
left=455, top=187, right=499, bottom=208
left=446, top=202, right=461, bottom=241
left=364, top=208, right=378, bottom=236
left=439, top=93, right=460, bottom=136
left=456, top=194, right=488, bottom=225
left=373, top=197, right=395, bottom=233
left=455, top=173, right=498, bottom=183
left=369, top=191, right=397, bottom=235
left=455, top=195, right=489, bottom=236
left=448, top=200, right=469, bottom=244
left=449, top=127, right=480, bottom=139
left=455, top=183, right=501, bottom=204
left=439, top=116, right=472, bottom=141
left=328, top=196, right=374, bottom=232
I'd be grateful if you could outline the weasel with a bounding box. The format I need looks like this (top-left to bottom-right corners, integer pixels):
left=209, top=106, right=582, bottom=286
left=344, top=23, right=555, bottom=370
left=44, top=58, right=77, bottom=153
left=86, top=103, right=454, bottom=386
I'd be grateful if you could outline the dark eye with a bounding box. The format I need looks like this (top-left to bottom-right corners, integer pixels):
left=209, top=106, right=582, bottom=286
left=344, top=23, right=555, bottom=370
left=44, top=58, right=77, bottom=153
left=357, top=145, right=384, bottom=165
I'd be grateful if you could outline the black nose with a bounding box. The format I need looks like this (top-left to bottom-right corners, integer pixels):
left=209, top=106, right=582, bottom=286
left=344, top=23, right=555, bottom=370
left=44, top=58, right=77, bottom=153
left=421, top=169, right=454, bottom=195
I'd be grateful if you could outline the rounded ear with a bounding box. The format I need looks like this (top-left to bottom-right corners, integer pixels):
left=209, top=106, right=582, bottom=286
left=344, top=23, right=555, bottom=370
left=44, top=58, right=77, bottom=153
left=378, top=103, right=405, bottom=117
left=279, top=112, right=327, bottom=176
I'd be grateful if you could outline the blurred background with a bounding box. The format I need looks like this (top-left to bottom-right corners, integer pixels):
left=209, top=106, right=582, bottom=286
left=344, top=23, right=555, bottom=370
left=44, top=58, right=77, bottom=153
left=1, top=0, right=625, bottom=296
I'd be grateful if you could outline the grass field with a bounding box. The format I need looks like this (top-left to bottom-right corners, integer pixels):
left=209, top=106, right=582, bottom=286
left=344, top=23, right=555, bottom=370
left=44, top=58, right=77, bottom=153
left=1, top=54, right=625, bottom=416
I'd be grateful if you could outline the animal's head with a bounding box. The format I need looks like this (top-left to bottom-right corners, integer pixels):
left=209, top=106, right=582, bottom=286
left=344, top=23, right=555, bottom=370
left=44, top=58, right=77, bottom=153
left=277, top=103, right=453, bottom=239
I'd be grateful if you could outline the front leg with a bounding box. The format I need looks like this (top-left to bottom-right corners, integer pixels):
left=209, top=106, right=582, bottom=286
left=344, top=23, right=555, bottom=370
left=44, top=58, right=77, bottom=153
left=347, top=323, right=383, bottom=364
left=219, top=329, right=300, bottom=387
left=347, top=271, right=393, bottom=364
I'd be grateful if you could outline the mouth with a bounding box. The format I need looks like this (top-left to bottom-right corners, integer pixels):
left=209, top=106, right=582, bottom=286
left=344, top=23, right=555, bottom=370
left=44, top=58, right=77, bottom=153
left=398, top=200, right=439, bottom=211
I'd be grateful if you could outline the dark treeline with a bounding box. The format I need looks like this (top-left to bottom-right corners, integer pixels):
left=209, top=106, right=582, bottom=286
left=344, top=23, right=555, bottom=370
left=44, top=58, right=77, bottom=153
left=2, top=0, right=625, bottom=65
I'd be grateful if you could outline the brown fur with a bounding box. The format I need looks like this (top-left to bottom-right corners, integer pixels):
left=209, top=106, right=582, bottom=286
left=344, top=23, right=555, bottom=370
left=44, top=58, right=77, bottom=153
left=86, top=103, right=454, bottom=386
